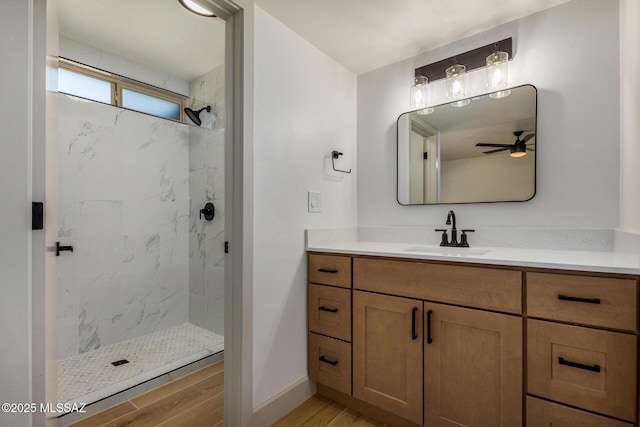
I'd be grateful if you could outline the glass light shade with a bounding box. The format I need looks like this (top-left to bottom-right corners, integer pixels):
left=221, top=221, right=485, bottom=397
left=410, top=75, right=429, bottom=110
left=487, top=51, right=510, bottom=98
left=446, top=64, right=469, bottom=107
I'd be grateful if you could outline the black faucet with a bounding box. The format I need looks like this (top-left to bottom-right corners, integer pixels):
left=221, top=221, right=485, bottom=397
left=436, top=210, right=474, bottom=247
left=446, top=210, right=457, bottom=245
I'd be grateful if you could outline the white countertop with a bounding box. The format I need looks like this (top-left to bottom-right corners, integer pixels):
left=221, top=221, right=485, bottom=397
left=306, top=240, right=640, bottom=275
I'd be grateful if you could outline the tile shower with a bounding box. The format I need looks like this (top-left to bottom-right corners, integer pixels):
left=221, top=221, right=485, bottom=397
left=56, top=65, right=225, bottom=405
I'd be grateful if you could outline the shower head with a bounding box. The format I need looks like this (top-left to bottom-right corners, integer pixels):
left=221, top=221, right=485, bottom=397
left=184, top=105, right=211, bottom=126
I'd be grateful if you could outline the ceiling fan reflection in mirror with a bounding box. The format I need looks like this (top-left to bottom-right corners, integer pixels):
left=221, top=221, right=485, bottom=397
left=475, top=130, right=535, bottom=158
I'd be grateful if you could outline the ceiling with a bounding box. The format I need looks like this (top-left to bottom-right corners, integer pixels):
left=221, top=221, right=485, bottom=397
left=255, top=0, right=571, bottom=75
left=57, top=0, right=225, bottom=82
left=441, top=120, right=535, bottom=161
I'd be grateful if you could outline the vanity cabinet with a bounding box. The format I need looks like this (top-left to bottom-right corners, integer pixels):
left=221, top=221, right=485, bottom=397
left=526, top=271, right=639, bottom=423
left=307, top=252, right=640, bottom=427
left=352, top=291, right=423, bottom=425
left=351, top=257, right=523, bottom=426
left=307, top=254, right=353, bottom=396
left=424, top=302, right=522, bottom=427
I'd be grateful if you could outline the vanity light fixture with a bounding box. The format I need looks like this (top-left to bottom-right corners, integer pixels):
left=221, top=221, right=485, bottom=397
left=486, top=50, right=511, bottom=98
left=410, top=75, right=434, bottom=114
left=413, top=37, right=513, bottom=102
left=446, top=64, right=470, bottom=107
left=178, top=0, right=216, bottom=17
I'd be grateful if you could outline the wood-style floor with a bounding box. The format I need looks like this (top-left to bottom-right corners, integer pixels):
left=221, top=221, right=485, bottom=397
left=68, top=362, right=384, bottom=427
left=68, top=361, right=224, bottom=427
left=272, top=395, right=387, bottom=427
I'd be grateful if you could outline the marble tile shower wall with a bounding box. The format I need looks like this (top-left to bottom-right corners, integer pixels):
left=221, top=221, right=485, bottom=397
left=188, top=64, right=225, bottom=336
left=57, top=94, right=190, bottom=359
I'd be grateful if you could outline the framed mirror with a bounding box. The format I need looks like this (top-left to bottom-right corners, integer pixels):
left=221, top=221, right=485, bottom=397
left=397, top=84, right=537, bottom=205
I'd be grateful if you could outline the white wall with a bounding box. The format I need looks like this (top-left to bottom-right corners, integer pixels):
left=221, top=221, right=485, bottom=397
left=252, top=6, right=357, bottom=407
left=441, top=154, right=535, bottom=203
left=358, top=0, right=620, bottom=228
left=620, top=0, right=640, bottom=233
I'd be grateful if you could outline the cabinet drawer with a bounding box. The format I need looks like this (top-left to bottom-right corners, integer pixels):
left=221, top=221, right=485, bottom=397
left=309, top=254, right=352, bottom=288
left=308, top=333, right=351, bottom=396
left=308, top=284, right=351, bottom=341
left=527, top=319, right=637, bottom=421
left=527, top=272, right=638, bottom=331
left=526, top=396, right=633, bottom=427
left=353, top=257, right=521, bottom=314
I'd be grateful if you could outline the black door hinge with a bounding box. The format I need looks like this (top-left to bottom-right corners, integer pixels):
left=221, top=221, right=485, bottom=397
left=423, top=152, right=428, bottom=160
left=32, top=202, right=44, bottom=230
left=224, top=241, right=229, bottom=254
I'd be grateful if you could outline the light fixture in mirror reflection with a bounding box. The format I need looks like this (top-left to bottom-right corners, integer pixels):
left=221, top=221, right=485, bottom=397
left=397, top=84, right=537, bottom=205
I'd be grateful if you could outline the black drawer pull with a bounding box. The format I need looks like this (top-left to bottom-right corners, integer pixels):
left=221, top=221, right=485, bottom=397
left=426, top=309, right=433, bottom=344
left=319, top=356, right=338, bottom=366
left=558, top=357, right=601, bottom=373
left=318, top=268, right=338, bottom=273
left=319, top=306, right=338, bottom=313
left=411, top=307, right=418, bottom=340
left=558, top=294, right=601, bottom=304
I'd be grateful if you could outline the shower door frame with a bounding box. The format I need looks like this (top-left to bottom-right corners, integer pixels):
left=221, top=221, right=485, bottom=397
left=215, top=1, right=254, bottom=425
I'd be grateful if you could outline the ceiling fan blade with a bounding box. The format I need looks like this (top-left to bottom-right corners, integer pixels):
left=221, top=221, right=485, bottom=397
left=522, top=134, right=535, bottom=143
left=475, top=143, right=511, bottom=147
left=483, top=147, right=510, bottom=154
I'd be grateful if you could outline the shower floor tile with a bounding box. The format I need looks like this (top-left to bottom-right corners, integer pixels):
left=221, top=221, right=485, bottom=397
left=58, top=323, right=223, bottom=405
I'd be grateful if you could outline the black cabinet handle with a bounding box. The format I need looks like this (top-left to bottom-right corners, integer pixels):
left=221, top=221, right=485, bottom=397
left=56, top=242, right=74, bottom=256
left=558, top=294, right=601, bottom=304
left=318, top=268, right=338, bottom=273
left=426, top=309, right=433, bottom=344
left=319, top=356, right=338, bottom=366
left=319, top=306, right=338, bottom=313
left=411, top=307, right=418, bottom=340
left=558, top=357, right=601, bottom=373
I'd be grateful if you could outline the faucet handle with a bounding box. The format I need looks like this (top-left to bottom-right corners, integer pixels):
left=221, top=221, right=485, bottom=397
left=460, top=229, right=475, bottom=247
left=435, top=229, right=449, bottom=247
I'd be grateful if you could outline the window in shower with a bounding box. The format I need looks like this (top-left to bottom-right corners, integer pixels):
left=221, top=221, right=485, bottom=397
left=58, top=67, right=113, bottom=104
left=58, top=58, right=184, bottom=122
left=120, top=87, right=181, bottom=121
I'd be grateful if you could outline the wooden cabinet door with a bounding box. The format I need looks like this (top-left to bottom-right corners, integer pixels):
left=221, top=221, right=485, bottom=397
left=424, top=302, right=522, bottom=427
left=353, top=291, right=423, bottom=425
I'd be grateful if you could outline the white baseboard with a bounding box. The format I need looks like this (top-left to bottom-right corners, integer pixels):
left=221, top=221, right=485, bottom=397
left=252, top=377, right=316, bottom=427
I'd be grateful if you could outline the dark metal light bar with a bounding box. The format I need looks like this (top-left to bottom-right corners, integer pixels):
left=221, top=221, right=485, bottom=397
left=414, top=37, right=513, bottom=82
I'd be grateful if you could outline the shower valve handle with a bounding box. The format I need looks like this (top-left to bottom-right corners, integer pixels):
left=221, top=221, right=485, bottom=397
left=200, top=202, right=215, bottom=221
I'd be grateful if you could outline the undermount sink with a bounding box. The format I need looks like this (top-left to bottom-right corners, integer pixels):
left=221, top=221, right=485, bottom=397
left=400, top=246, right=492, bottom=256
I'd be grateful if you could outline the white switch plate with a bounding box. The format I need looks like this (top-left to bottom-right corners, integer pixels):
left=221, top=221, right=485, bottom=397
left=308, top=191, right=321, bottom=213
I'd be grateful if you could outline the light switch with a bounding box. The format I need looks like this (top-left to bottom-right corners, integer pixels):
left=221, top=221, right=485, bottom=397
left=308, top=191, right=321, bottom=213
